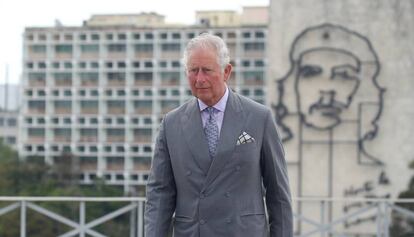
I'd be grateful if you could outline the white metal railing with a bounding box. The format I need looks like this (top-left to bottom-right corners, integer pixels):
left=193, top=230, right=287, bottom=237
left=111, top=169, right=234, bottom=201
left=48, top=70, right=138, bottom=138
left=0, top=197, right=413, bottom=237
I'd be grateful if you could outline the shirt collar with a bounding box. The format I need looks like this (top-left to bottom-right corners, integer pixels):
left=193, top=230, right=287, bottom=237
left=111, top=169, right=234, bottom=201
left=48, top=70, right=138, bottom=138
left=198, top=86, right=229, bottom=112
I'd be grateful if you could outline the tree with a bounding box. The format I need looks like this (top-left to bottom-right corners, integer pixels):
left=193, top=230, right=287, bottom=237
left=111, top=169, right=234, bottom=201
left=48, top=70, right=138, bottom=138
left=390, top=160, right=414, bottom=236
left=0, top=141, right=129, bottom=236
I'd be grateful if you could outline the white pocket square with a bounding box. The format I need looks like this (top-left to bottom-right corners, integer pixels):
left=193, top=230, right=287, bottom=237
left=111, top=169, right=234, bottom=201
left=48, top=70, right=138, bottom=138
left=236, top=131, right=255, bottom=145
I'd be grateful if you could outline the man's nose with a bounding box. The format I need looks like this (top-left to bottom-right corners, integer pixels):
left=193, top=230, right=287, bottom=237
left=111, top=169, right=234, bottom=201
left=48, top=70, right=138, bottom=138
left=195, top=70, right=207, bottom=83
left=319, top=90, right=335, bottom=105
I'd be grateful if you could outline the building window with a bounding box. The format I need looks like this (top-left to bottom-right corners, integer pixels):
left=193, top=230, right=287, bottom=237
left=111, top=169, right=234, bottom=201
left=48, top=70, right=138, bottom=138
left=172, top=33, right=181, bottom=39
left=254, top=60, right=265, bottom=67
left=144, top=33, right=153, bottom=39
left=255, top=31, right=265, bottom=38
left=64, top=62, right=72, bottom=69
left=91, top=62, right=99, bottom=68
left=135, top=44, right=153, bottom=52
left=118, top=33, right=126, bottom=40
left=108, top=44, right=126, bottom=52
left=30, top=45, right=46, bottom=53
left=160, top=33, right=168, bottom=39
left=144, top=62, right=153, bottom=68
left=254, top=89, right=264, bottom=96
left=80, top=44, right=99, bottom=53
left=242, top=32, right=251, bottom=38
left=91, top=34, right=100, bottom=40
left=38, top=62, right=46, bottom=69
left=161, top=43, right=180, bottom=52
left=172, top=61, right=180, bottom=68
left=55, top=44, right=73, bottom=53
left=244, top=42, right=265, bottom=51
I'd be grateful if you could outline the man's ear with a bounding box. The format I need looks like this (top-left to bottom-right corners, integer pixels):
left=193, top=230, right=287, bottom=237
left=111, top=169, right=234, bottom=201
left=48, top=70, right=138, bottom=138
left=223, top=63, right=233, bottom=82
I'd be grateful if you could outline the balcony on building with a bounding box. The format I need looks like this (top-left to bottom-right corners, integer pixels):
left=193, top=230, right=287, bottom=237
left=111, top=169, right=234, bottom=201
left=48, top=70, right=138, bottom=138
left=53, top=128, right=72, bottom=142
left=28, top=44, right=47, bottom=59
left=159, top=43, right=181, bottom=59
left=134, top=43, right=153, bottom=59
left=28, top=128, right=45, bottom=142
left=243, top=42, right=265, bottom=58
left=133, top=100, right=152, bottom=115
left=54, top=100, right=72, bottom=114
left=79, top=128, right=98, bottom=142
left=106, top=156, right=124, bottom=171
left=80, top=44, right=99, bottom=59
left=160, top=100, right=179, bottom=114
left=133, top=128, right=152, bottom=143
left=55, top=44, right=73, bottom=59
left=106, top=128, right=125, bottom=142
left=79, top=72, right=99, bottom=87
left=241, top=71, right=264, bottom=86
left=54, top=72, right=72, bottom=87
left=107, top=72, right=126, bottom=86
left=27, top=100, right=46, bottom=114
left=28, top=72, right=46, bottom=87
left=107, top=43, right=126, bottom=59
left=134, top=72, right=153, bottom=86
left=80, top=100, right=99, bottom=114
left=159, top=72, right=180, bottom=86
left=132, top=156, right=151, bottom=171
left=79, top=156, right=98, bottom=171
left=107, top=100, right=125, bottom=114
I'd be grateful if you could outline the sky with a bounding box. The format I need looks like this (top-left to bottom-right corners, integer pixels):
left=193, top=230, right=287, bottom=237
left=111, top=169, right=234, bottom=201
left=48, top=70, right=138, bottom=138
left=0, top=0, right=268, bottom=85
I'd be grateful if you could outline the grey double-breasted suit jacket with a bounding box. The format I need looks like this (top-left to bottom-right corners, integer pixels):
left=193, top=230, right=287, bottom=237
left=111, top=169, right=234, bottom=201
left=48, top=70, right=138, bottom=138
left=145, top=90, right=293, bottom=237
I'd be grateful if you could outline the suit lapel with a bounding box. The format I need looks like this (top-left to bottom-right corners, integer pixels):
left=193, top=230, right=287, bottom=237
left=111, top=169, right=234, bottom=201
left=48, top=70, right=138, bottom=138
left=181, top=98, right=211, bottom=174
left=202, top=90, right=245, bottom=191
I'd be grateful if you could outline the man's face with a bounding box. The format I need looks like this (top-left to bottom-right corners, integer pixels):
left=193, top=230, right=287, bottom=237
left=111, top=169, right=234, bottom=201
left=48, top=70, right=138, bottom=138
left=295, top=49, right=360, bottom=130
left=186, top=47, right=232, bottom=106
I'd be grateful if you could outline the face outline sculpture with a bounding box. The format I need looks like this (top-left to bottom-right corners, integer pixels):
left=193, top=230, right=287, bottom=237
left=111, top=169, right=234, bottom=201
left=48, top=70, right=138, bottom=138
left=295, top=49, right=361, bottom=130
left=274, top=23, right=385, bottom=165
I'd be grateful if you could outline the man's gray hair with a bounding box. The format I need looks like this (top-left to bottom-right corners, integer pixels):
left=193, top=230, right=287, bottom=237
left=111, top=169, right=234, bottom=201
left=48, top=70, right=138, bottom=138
left=182, top=33, right=230, bottom=72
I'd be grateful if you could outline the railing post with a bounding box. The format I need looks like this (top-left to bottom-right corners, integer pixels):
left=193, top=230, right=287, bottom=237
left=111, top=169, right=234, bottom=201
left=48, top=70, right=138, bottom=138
left=376, top=202, right=382, bottom=237
left=20, top=200, right=26, bottom=237
left=138, top=201, right=144, bottom=237
left=384, top=201, right=390, bottom=237
left=130, top=201, right=137, bottom=237
left=320, top=200, right=325, bottom=237
left=80, top=201, right=85, bottom=237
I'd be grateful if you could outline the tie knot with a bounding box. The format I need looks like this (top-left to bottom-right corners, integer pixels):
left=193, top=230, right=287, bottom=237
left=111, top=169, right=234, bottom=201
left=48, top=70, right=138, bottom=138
left=206, top=107, right=215, bottom=116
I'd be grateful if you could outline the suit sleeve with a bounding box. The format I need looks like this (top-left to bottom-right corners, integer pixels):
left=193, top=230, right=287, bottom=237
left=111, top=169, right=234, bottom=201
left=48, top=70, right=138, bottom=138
left=260, top=110, right=293, bottom=237
left=145, top=117, right=176, bottom=237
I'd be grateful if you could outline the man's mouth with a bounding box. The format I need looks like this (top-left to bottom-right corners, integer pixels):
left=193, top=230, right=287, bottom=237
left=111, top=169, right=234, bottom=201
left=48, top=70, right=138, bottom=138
left=309, top=103, right=343, bottom=116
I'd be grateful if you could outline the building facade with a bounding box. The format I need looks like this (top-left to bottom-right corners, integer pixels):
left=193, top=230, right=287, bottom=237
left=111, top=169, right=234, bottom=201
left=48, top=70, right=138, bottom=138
left=20, top=9, right=268, bottom=193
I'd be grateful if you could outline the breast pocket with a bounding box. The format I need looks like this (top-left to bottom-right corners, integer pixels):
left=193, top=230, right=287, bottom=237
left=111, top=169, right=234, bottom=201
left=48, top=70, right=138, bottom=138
left=225, top=142, right=258, bottom=169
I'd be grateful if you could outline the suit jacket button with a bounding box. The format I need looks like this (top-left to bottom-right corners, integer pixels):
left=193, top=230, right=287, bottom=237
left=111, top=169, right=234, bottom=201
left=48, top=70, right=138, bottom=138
left=225, top=192, right=230, bottom=197
left=200, top=219, right=206, bottom=225
left=186, top=170, right=192, bottom=176
left=226, top=218, right=232, bottom=223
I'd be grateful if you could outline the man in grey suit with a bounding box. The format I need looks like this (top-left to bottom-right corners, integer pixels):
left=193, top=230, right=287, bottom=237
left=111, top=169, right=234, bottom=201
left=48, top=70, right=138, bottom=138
left=145, top=33, right=293, bottom=237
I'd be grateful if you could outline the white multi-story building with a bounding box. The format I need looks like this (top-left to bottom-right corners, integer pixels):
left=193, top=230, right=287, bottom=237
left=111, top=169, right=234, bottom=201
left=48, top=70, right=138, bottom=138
left=20, top=7, right=268, bottom=193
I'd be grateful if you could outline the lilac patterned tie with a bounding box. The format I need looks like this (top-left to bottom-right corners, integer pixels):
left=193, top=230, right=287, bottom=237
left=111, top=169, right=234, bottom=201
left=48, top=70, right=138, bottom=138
left=204, top=107, right=219, bottom=158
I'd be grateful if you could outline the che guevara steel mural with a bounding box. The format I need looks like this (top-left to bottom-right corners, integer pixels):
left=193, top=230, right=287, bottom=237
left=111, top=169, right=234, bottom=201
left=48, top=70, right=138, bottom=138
left=273, top=23, right=388, bottom=229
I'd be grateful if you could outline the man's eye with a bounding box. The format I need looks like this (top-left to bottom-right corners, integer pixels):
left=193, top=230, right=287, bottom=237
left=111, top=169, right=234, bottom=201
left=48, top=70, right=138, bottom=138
left=189, top=69, right=198, bottom=74
left=299, top=66, right=322, bottom=78
left=334, top=70, right=353, bottom=80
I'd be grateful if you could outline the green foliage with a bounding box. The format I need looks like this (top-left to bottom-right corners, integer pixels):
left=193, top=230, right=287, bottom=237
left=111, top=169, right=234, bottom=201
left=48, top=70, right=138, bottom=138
left=0, top=141, right=130, bottom=236
left=390, top=161, right=414, bottom=236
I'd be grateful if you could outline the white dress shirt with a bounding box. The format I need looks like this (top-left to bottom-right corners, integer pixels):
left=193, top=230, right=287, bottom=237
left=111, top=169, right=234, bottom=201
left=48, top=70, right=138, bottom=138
left=198, top=86, right=229, bottom=136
